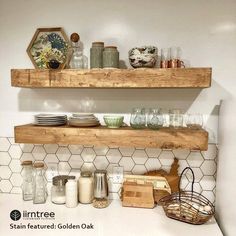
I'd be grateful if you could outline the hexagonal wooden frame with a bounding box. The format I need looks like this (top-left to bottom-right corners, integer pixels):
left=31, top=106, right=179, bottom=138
left=26, top=27, right=69, bottom=69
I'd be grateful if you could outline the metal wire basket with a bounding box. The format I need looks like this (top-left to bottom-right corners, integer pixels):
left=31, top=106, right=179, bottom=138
left=159, top=167, right=215, bottom=225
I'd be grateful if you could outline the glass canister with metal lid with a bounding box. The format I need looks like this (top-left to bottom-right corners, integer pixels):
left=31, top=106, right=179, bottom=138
left=51, top=175, right=75, bottom=204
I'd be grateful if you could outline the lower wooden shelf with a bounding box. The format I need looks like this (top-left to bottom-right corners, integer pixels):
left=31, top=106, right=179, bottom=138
left=14, top=124, right=208, bottom=150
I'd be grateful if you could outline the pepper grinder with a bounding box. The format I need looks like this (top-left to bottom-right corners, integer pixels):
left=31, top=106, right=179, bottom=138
left=93, top=170, right=109, bottom=208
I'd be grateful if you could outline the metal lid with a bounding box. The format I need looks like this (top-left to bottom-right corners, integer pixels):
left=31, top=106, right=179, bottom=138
left=104, top=46, right=117, bottom=49
left=52, top=175, right=75, bottom=186
left=21, top=160, right=33, bottom=166
left=33, top=162, right=44, bottom=168
left=94, top=170, right=107, bottom=175
left=81, top=171, right=92, bottom=178
left=92, top=42, right=104, bottom=46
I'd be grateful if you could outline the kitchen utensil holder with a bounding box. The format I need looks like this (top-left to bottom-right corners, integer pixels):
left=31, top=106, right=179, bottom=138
left=159, top=167, right=215, bottom=225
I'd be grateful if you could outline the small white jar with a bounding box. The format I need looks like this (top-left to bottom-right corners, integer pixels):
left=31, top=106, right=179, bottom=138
left=65, top=178, right=78, bottom=208
left=79, top=171, right=94, bottom=204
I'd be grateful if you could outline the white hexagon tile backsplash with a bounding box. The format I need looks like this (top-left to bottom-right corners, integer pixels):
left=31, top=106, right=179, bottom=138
left=0, top=137, right=218, bottom=203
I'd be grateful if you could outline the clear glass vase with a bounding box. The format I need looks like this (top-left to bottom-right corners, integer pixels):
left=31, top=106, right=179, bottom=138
left=130, top=108, right=146, bottom=129
left=147, top=108, right=164, bottom=129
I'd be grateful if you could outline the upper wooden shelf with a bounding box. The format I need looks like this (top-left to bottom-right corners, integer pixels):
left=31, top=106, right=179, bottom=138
left=14, top=124, right=208, bottom=150
left=11, top=68, right=212, bottom=88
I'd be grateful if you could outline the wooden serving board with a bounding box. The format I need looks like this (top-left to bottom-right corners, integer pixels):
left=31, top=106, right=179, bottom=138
left=144, top=158, right=180, bottom=203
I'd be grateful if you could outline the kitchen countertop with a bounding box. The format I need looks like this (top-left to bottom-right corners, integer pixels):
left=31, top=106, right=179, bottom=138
left=0, top=194, right=223, bottom=236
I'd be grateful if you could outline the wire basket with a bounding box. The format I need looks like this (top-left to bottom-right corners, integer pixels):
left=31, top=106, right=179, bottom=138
left=159, top=167, right=215, bottom=225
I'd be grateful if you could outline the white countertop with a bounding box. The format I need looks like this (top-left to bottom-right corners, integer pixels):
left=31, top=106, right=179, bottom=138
left=0, top=194, right=222, bottom=236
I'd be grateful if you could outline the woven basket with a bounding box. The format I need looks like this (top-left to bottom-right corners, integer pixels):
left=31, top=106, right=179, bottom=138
left=159, top=167, right=215, bottom=225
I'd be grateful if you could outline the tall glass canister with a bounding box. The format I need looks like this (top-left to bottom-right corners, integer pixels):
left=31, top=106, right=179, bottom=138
left=33, top=162, right=47, bottom=204
left=21, top=161, right=33, bottom=201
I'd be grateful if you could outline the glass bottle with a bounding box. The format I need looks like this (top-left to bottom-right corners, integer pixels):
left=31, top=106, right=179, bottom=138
left=130, top=108, right=146, bottom=129
left=21, top=161, right=33, bottom=201
left=69, top=33, right=87, bottom=69
left=33, top=162, right=46, bottom=204
left=147, top=108, right=164, bottom=129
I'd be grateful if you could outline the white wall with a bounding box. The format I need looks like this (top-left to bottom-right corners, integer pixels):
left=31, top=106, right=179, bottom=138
left=0, top=1, right=236, bottom=233
left=1, top=0, right=235, bottom=140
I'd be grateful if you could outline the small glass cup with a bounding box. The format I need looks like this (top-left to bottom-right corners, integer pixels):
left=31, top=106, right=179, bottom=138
left=147, top=108, right=164, bottom=129
left=160, top=48, right=170, bottom=68
left=170, top=47, right=185, bottom=68
left=130, top=108, right=146, bottom=129
left=169, top=109, right=184, bottom=128
left=185, top=114, right=203, bottom=129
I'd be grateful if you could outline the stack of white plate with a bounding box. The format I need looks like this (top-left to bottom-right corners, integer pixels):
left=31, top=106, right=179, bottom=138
left=68, top=113, right=100, bottom=127
left=34, top=114, right=67, bottom=126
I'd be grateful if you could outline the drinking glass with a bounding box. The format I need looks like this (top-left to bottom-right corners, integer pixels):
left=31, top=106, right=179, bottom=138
left=130, top=108, right=146, bottom=129
left=169, top=109, right=184, bottom=128
left=170, top=47, right=185, bottom=68
left=147, top=108, right=164, bottom=129
left=185, top=114, right=203, bottom=129
left=160, top=48, right=170, bottom=68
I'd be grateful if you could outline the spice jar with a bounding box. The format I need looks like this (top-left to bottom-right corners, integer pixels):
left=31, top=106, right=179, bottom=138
left=51, top=175, right=75, bottom=204
left=90, top=42, right=104, bottom=68
left=78, top=171, right=94, bottom=204
left=93, top=170, right=109, bottom=209
left=102, top=46, right=119, bottom=68
left=21, top=160, right=33, bottom=201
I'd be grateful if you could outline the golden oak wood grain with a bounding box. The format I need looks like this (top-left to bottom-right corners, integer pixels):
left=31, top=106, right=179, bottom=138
left=11, top=68, right=211, bottom=88
left=14, top=124, right=208, bottom=150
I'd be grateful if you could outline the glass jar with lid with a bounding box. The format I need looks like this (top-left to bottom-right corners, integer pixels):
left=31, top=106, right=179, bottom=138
left=78, top=171, right=94, bottom=204
left=51, top=175, right=75, bottom=204
left=21, top=160, right=34, bottom=201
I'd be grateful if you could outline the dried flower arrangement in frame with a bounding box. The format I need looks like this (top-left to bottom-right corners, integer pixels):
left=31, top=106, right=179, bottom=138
left=27, top=27, right=69, bottom=69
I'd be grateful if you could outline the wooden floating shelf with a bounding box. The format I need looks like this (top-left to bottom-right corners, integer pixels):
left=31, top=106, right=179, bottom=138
left=14, top=124, right=208, bottom=150
left=11, top=68, right=211, bottom=88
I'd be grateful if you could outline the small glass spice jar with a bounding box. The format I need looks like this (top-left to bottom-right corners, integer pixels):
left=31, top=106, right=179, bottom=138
left=102, top=46, right=119, bottom=68
left=90, top=42, right=104, bottom=68
left=21, top=160, right=34, bottom=201
left=51, top=175, right=75, bottom=204
left=78, top=171, right=94, bottom=204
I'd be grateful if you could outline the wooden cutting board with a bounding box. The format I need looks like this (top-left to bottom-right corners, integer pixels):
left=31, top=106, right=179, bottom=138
left=144, top=158, right=180, bottom=203
left=122, top=181, right=155, bottom=209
